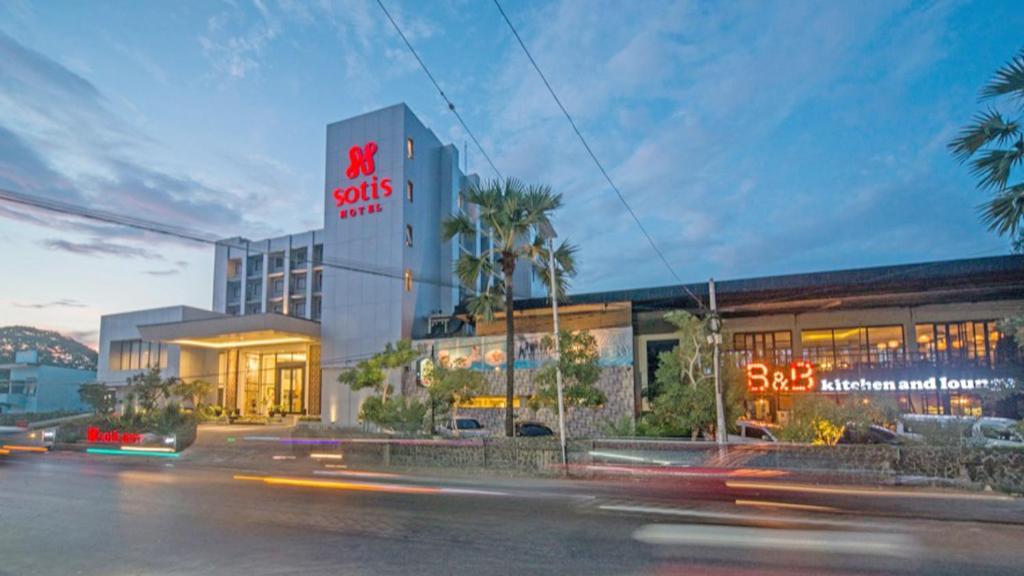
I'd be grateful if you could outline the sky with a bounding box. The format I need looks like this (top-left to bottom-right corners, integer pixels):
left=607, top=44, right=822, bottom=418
left=0, top=0, right=1022, bottom=349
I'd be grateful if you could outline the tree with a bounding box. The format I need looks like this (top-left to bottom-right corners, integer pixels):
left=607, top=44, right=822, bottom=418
left=530, top=330, right=606, bottom=426
left=950, top=49, right=1024, bottom=252
left=171, top=379, right=214, bottom=410
left=426, top=360, right=487, bottom=434
left=442, top=178, right=578, bottom=436
left=640, top=311, right=744, bottom=439
left=338, top=340, right=418, bottom=405
left=777, top=394, right=899, bottom=445
left=338, top=340, right=420, bottom=430
left=78, top=382, right=115, bottom=415
left=124, top=367, right=176, bottom=413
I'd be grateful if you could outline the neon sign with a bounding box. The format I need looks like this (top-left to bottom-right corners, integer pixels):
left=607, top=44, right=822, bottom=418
left=86, top=426, right=142, bottom=445
left=332, top=141, right=393, bottom=220
left=820, top=375, right=1016, bottom=393
left=746, top=362, right=816, bottom=393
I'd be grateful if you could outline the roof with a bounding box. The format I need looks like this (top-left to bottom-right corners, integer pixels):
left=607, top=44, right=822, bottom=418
left=511, top=254, right=1024, bottom=314
left=137, top=313, right=320, bottom=349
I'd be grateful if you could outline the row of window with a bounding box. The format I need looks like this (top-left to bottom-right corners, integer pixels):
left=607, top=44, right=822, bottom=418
left=730, top=321, right=1010, bottom=371
left=227, top=244, right=325, bottom=280
left=109, top=339, right=169, bottom=371
left=1, top=379, right=37, bottom=396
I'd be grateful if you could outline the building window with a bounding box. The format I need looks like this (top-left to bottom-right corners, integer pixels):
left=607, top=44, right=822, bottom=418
left=407, top=180, right=413, bottom=203
left=731, top=331, right=792, bottom=367
left=269, top=252, right=285, bottom=273
left=226, top=281, right=241, bottom=303
left=246, top=255, right=263, bottom=276
left=226, top=305, right=240, bottom=316
left=291, top=300, right=306, bottom=317
left=313, top=244, right=323, bottom=266
left=272, top=278, right=284, bottom=297
left=110, top=340, right=167, bottom=371
left=312, top=296, right=322, bottom=320
left=404, top=269, right=413, bottom=292
left=800, top=326, right=905, bottom=372
left=915, top=321, right=1008, bottom=367
left=291, top=275, right=306, bottom=292
left=313, top=270, right=323, bottom=292
left=406, top=137, right=414, bottom=159
left=246, top=302, right=261, bottom=315
left=405, top=224, right=414, bottom=247
left=227, top=258, right=242, bottom=280
left=271, top=301, right=283, bottom=314
left=290, top=247, right=308, bottom=269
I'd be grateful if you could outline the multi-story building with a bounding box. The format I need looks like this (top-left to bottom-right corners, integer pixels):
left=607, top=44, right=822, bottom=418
left=98, top=103, right=535, bottom=425
left=0, top=350, right=94, bottom=414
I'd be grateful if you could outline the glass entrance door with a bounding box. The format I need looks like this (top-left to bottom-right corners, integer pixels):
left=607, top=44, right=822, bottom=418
left=276, top=364, right=305, bottom=414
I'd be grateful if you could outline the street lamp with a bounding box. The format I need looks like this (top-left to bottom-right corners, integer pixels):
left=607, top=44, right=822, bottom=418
left=538, top=221, right=567, bottom=471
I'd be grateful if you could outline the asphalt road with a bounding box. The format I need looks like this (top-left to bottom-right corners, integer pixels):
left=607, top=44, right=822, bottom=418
left=1, top=449, right=1023, bottom=576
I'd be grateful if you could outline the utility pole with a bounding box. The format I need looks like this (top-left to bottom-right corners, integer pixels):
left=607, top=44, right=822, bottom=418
left=709, top=278, right=727, bottom=447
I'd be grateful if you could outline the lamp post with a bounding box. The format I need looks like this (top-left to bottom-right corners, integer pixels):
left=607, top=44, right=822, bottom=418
left=538, top=221, right=567, bottom=470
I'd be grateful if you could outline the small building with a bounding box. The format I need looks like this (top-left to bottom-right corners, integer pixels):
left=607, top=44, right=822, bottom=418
left=0, top=350, right=95, bottom=414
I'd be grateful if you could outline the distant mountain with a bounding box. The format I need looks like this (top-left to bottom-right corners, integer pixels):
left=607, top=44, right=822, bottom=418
left=0, top=326, right=97, bottom=371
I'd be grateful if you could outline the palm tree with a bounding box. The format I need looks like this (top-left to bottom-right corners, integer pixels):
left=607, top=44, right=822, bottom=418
left=442, top=178, right=578, bottom=437
left=950, top=49, right=1024, bottom=251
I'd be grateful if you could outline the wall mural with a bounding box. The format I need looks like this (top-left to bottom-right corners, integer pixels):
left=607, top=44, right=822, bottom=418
left=416, top=327, right=634, bottom=377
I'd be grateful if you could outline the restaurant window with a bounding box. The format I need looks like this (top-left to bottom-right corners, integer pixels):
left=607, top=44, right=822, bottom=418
left=731, top=331, right=792, bottom=366
left=405, top=224, right=414, bottom=247
left=914, top=321, right=1007, bottom=367
left=406, top=137, right=414, bottom=159
left=800, top=326, right=904, bottom=372
left=404, top=269, right=413, bottom=292
left=407, top=180, right=414, bottom=203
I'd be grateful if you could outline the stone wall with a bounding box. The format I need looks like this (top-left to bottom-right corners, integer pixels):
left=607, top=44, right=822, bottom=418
left=454, top=365, right=634, bottom=438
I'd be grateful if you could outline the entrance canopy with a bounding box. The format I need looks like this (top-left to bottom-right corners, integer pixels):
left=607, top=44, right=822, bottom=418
left=138, top=313, right=320, bottom=349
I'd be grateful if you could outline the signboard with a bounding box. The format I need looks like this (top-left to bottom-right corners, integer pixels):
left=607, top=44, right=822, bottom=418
left=746, top=362, right=816, bottom=393
left=331, top=141, right=392, bottom=220
left=746, top=363, right=1016, bottom=394
left=456, top=396, right=523, bottom=409
left=86, top=426, right=142, bottom=445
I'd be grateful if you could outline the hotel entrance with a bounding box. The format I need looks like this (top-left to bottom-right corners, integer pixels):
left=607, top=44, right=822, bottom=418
left=240, top=350, right=310, bottom=416
left=277, top=364, right=305, bottom=414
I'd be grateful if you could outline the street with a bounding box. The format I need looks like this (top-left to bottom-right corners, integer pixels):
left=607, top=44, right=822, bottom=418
left=2, top=445, right=1022, bottom=575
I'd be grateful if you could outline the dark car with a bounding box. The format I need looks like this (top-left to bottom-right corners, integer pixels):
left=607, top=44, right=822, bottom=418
left=838, top=424, right=902, bottom=445
left=515, top=422, right=554, bottom=437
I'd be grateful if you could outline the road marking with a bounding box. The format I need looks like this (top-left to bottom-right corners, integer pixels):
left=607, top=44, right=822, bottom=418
left=633, top=524, right=917, bottom=558
left=725, top=480, right=1016, bottom=501
left=735, top=499, right=839, bottom=513
left=599, top=504, right=874, bottom=529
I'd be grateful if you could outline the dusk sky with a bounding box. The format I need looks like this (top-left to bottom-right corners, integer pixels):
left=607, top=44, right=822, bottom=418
left=1, top=0, right=1022, bottom=348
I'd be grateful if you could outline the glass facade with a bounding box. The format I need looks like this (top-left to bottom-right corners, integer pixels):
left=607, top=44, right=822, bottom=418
left=732, top=331, right=792, bottom=366
left=239, top=351, right=307, bottom=415
left=800, top=326, right=905, bottom=372
left=914, top=321, right=1006, bottom=367
left=109, top=339, right=168, bottom=371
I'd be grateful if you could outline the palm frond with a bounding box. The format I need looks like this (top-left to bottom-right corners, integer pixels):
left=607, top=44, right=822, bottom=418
left=530, top=238, right=579, bottom=301
left=948, top=109, right=1020, bottom=162
left=441, top=211, right=476, bottom=241
left=454, top=252, right=496, bottom=292
left=969, top=139, right=1024, bottom=190
left=980, top=183, right=1024, bottom=236
left=981, top=49, right=1024, bottom=101
left=465, top=285, right=506, bottom=320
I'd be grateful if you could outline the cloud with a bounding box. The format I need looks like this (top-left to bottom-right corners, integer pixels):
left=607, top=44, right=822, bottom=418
left=13, top=298, right=88, bottom=309
left=145, top=260, right=189, bottom=276
left=0, top=30, right=265, bottom=254
left=41, top=238, right=162, bottom=259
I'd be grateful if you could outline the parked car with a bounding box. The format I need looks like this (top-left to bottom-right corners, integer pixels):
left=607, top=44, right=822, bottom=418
left=731, top=420, right=778, bottom=443
left=440, top=418, right=489, bottom=438
left=515, top=422, right=554, bottom=437
left=899, top=415, right=1023, bottom=448
left=837, top=424, right=906, bottom=445
left=970, top=417, right=1024, bottom=448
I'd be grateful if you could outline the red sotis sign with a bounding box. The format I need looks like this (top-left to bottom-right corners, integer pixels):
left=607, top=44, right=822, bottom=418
left=86, top=426, right=142, bottom=445
left=332, top=141, right=393, bottom=220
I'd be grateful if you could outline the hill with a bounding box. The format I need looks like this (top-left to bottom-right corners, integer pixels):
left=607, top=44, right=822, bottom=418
left=0, top=326, right=98, bottom=371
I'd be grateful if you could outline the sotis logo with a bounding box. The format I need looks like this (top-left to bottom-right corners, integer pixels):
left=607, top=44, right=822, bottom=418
left=332, top=141, right=392, bottom=220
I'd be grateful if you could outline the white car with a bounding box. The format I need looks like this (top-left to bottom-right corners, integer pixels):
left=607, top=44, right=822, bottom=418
left=439, top=418, right=489, bottom=438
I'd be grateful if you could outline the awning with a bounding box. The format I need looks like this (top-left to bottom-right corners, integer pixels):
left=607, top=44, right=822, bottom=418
left=138, top=313, right=320, bottom=349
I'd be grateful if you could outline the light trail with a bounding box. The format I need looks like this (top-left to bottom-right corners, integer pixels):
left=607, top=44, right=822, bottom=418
left=725, top=480, right=1015, bottom=501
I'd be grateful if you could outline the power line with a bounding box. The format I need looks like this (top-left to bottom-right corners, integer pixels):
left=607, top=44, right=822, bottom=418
left=0, top=187, right=460, bottom=290
left=491, top=0, right=705, bottom=310
left=374, top=0, right=502, bottom=181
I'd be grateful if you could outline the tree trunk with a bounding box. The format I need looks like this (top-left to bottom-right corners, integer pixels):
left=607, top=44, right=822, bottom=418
left=504, top=265, right=516, bottom=437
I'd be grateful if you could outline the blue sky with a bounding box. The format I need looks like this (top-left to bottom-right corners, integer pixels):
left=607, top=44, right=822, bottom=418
left=0, top=0, right=1022, bottom=347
